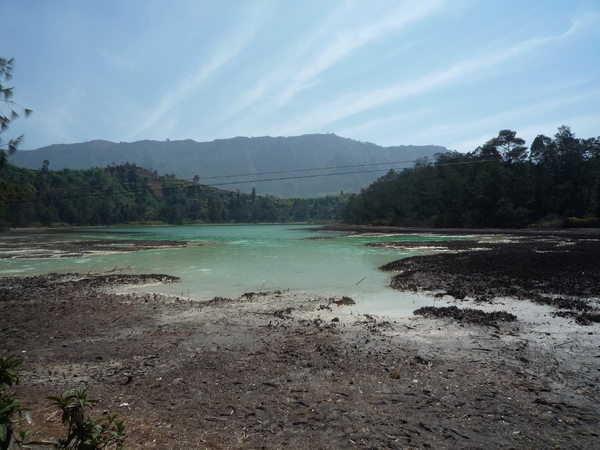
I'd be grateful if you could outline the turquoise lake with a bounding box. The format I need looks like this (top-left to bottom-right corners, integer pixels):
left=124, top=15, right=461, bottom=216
left=0, top=225, right=458, bottom=316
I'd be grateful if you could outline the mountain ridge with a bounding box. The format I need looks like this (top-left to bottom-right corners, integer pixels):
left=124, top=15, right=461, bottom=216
left=11, top=134, right=448, bottom=198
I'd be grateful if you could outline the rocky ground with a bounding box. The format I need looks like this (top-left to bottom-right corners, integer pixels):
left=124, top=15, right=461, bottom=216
left=1, top=229, right=600, bottom=449
left=376, top=235, right=600, bottom=325
left=0, top=233, right=204, bottom=259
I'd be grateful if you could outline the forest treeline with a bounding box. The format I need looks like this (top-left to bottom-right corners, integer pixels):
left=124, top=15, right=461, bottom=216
left=343, top=126, right=600, bottom=228
left=0, top=163, right=348, bottom=227
left=2, top=126, right=599, bottom=229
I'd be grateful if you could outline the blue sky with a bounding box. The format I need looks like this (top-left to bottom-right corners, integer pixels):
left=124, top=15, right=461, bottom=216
left=2, top=0, right=599, bottom=152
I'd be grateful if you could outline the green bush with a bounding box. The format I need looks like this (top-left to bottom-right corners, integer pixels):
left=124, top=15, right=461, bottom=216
left=48, top=387, right=125, bottom=450
left=0, top=356, right=125, bottom=450
left=0, top=355, right=28, bottom=450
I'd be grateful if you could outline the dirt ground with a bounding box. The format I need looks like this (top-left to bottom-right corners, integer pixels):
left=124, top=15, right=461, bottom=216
left=1, top=228, right=600, bottom=449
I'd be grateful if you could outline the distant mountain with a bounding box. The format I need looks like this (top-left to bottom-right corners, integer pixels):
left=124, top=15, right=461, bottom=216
left=11, top=134, right=447, bottom=198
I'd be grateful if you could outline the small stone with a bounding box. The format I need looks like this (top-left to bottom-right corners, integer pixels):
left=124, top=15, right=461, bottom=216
left=562, top=417, right=580, bottom=426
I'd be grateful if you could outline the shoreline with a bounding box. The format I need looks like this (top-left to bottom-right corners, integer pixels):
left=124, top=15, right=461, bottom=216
left=320, top=223, right=600, bottom=238
left=2, top=284, right=599, bottom=445
left=1, top=228, right=599, bottom=448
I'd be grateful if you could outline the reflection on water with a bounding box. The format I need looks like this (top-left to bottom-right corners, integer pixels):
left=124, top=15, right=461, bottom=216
left=0, top=225, right=458, bottom=316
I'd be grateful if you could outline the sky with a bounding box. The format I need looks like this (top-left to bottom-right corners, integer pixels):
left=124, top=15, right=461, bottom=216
left=1, top=0, right=599, bottom=153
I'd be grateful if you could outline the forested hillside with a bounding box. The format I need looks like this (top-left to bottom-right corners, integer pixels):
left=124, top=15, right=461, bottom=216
left=5, top=127, right=598, bottom=230
left=0, top=163, right=347, bottom=227
left=343, top=127, right=600, bottom=228
left=10, top=134, right=445, bottom=198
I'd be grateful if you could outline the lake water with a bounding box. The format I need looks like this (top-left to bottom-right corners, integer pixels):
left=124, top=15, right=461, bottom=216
left=0, top=224, right=457, bottom=316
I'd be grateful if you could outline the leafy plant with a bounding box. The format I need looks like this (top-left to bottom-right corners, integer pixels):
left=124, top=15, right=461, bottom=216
left=48, top=387, right=125, bottom=450
left=1, top=356, right=125, bottom=450
left=0, top=355, right=29, bottom=450
left=1, top=57, right=32, bottom=166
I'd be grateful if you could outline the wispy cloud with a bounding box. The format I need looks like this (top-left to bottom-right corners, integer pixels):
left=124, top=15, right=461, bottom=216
left=126, top=48, right=242, bottom=141
left=276, top=18, right=588, bottom=136
left=516, top=113, right=600, bottom=140
left=337, top=107, right=437, bottom=139
left=447, top=112, right=600, bottom=153
left=427, top=87, right=600, bottom=151
left=125, top=4, right=266, bottom=141
left=101, top=50, right=135, bottom=71
left=272, top=0, right=446, bottom=106
left=216, top=0, right=446, bottom=125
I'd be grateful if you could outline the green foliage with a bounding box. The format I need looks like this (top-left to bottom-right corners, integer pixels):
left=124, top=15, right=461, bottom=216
left=344, top=127, right=600, bottom=229
left=0, top=356, right=21, bottom=389
left=0, top=355, right=25, bottom=450
left=1, top=163, right=348, bottom=227
left=0, top=58, right=33, bottom=217
left=0, top=57, right=32, bottom=167
left=1, top=357, right=125, bottom=450
left=48, top=387, right=125, bottom=450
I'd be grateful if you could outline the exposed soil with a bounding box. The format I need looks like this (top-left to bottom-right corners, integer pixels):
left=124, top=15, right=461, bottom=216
left=1, top=229, right=600, bottom=449
left=378, top=237, right=600, bottom=325
left=0, top=238, right=204, bottom=259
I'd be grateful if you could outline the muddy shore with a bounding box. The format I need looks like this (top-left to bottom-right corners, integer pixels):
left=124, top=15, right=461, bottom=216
left=0, top=235, right=205, bottom=259
left=1, top=228, right=600, bottom=449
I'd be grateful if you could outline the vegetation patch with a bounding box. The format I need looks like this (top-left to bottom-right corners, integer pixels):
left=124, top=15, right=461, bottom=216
left=344, top=127, right=600, bottom=229
left=1, top=163, right=348, bottom=227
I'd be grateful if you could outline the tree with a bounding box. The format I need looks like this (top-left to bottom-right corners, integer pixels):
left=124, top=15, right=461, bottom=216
left=1, top=58, right=32, bottom=169
left=1, top=59, right=35, bottom=220
left=476, top=130, right=527, bottom=165
left=529, top=134, right=555, bottom=164
left=342, top=126, right=600, bottom=229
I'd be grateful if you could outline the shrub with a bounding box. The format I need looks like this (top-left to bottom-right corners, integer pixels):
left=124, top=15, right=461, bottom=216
left=0, top=356, right=126, bottom=450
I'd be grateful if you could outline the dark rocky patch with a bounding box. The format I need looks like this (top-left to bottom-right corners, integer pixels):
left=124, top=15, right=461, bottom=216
left=414, top=306, right=517, bottom=326
left=0, top=273, right=179, bottom=303
left=330, top=296, right=356, bottom=306
left=0, top=238, right=203, bottom=259
left=380, top=238, right=600, bottom=324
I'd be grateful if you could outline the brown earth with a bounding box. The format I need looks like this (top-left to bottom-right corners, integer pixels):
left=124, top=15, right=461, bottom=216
left=1, top=229, right=600, bottom=449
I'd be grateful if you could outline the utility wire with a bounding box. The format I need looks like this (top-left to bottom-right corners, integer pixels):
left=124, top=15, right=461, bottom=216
left=19, top=158, right=423, bottom=194
left=190, top=158, right=421, bottom=181
left=4, top=158, right=496, bottom=205
left=4, top=167, right=396, bottom=204
left=204, top=167, right=401, bottom=187
left=206, top=158, right=495, bottom=186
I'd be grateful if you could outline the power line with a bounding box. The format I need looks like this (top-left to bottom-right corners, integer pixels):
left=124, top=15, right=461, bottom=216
left=205, top=158, right=495, bottom=186
left=205, top=167, right=401, bottom=187
left=4, top=158, right=495, bottom=205
left=3, top=167, right=396, bottom=204
left=189, top=158, right=420, bottom=181
left=14, top=158, right=420, bottom=194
